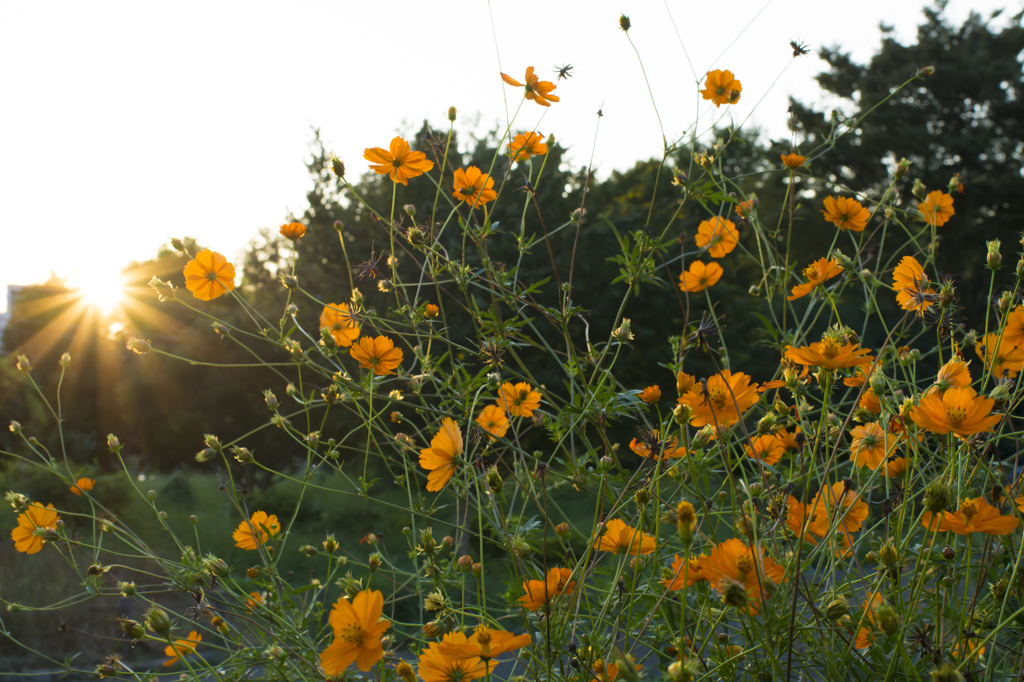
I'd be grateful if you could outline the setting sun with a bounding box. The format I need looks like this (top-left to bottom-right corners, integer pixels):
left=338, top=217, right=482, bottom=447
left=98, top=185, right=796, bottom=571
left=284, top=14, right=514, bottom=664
left=71, top=269, right=124, bottom=313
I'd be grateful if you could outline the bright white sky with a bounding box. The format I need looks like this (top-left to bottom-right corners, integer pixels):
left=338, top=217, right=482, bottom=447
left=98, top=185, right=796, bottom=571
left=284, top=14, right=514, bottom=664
left=0, top=0, right=1014, bottom=311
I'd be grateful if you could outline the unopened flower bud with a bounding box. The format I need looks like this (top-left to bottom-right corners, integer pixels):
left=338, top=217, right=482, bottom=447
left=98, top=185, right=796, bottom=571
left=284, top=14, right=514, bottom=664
left=471, top=562, right=482, bottom=577
left=423, top=621, right=442, bottom=638
left=299, top=545, right=317, bottom=557
left=9, top=421, right=22, bottom=435
left=323, top=535, right=338, bottom=553
left=875, top=603, right=899, bottom=635
left=990, top=384, right=1011, bottom=406
left=126, top=337, right=151, bottom=354
left=866, top=550, right=880, bottom=564
left=879, top=544, right=898, bottom=567
left=203, top=555, right=230, bottom=577
left=672, top=404, right=693, bottom=426
left=247, top=566, right=261, bottom=579
left=264, top=390, right=279, bottom=410
left=458, top=555, right=473, bottom=572
left=923, top=478, right=952, bottom=513
left=423, top=591, right=447, bottom=612
left=618, top=14, right=631, bottom=31
left=280, top=272, right=299, bottom=289
left=368, top=552, right=383, bottom=572
left=145, top=606, right=172, bottom=636
left=721, top=579, right=749, bottom=610
left=555, top=522, right=571, bottom=539
left=16, top=355, right=31, bottom=372
left=825, top=597, right=849, bottom=620
left=919, top=65, right=935, bottom=77
left=195, top=448, right=216, bottom=463
left=232, top=446, right=253, bottom=464
left=58, top=352, right=71, bottom=368
left=420, top=527, right=437, bottom=554
left=487, top=466, right=503, bottom=494
left=894, top=157, right=910, bottom=179
left=447, top=106, right=457, bottom=122
left=107, top=433, right=121, bottom=452
left=987, top=239, right=1003, bottom=270
left=329, top=154, right=345, bottom=178
left=691, top=424, right=715, bottom=449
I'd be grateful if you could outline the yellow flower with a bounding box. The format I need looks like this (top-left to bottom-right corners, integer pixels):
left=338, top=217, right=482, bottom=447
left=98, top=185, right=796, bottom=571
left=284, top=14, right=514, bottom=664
left=321, top=589, right=391, bottom=674
left=508, top=132, right=547, bottom=161
left=700, top=69, right=742, bottom=107
left=821, top=196, right=870, bottom=232
left=639, top=385, right=661, bottom=403
left=678, top=369, right=759, bottom=429
left=183, top=249, right=236, bottom=301
left=676, top=372, right=696, bottom=395
left=70, top=478, right=95, bottom=496
left=418, top=632, right=487, bottom=682
left=909, top=386, right=1001, bottom=437
left=164, top=631, right=201, bottom=667
left=350, top=336, right=404, bottom=376
left=11, top=503, right=60, bottom=554
left=419, top=418, right=463, bottom=492
left=849, top=421, right=898, bottom=470
left=475, top=405, right=509, bottom=439
left=451, top=166, right=498, bottom=206
left=279, top=222, right=307, bottom=240
left=679, top=260, right=723, bottom=292
left=700, top=539, right=786, bottom=609
left=745, top=434, right=784, bottom=465
left=497, top=382, right=542, bottom=418
left=788, top=257, right=843, bottom=300
left=929, top=358, right=972, bottom=394
left=976, top=332, right=1024, bottom=378
left=519, top=567, right=575, bottom=611
left=320, top=303, right=361, bottom=348
left=785, top=338, right=874, bottom=370
left=232, top=510, right=280, bottom=550
left=780, top=153, right=805, bottom=169
left=922, top=497, right=1019, bottom=536
left=500, top=67, right=560, bottom=107
left=439, top=625, right=532, bottom=671
left=594, top=518, right=656, bottom=555
left=363, top=136, right=434, bottom=185
left=663, top=553, right=707, bottom=590
left=694, top=217, right=739, bottom=258
left=892, top=255, right=936, bottom=315
left=918, top=190, right=955, bottom=226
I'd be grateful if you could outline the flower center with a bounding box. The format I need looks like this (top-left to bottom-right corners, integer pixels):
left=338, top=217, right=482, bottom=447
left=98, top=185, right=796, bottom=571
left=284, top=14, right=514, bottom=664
left=819, top=339, right=842, bottom=359
left=340, top=622, right=367, bottom=646
left=960, top=500, right=978, bottom=522
left=708, top=385, right=727, bottom=408
left=945, top=403, right=967, bottom=426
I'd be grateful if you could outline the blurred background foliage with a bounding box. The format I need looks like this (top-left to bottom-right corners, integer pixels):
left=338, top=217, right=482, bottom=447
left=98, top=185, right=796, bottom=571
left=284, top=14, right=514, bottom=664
left=1, top=4, right=1023, bottom=663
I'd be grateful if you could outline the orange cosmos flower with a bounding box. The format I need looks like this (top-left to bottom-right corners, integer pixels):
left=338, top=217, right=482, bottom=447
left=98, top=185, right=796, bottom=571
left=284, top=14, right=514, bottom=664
left=1003, top=306, right=1024, bottom=346
left=700, top=69, right=742, bottom=107
left=350, top=335, right=404, bottom=376
left=976, top=332, right=1024, bottom=378
left=70, top=478, right=95, bottom=496
left=363, top=136, right=434, bottom=185
left=676, top=371, right=696, bottom=395
left=784, top=338, right=873, bottom=370
left=594, top=518, right=656, bottom=555
left=321, top=590, right=391, bottom=674
left=497, top=382, right=542, bottom=418
left=424, top=303, right=440, bottom=318
left=929, top=358, right=972, bottom=394
left=909, top=386, right=1001, bottom=437
left=679, top=260, right=723, bottom=292
left=663, top=553, right=708, bottom=590
left=849, top=421, right=898, bottom=470
left=183, top=249, right=236, bottom=301
left=854, top=593, right=884, bottom=648
left=808, top=482, right=869, bottom=543
left=500, top=67, right=560, bottom=107
left=629, top=432, right=687, bottom=460
left=439, top=625, right=532, bottom=671
left=164, top=631, right=201, bottom=667
left=475, top=405, right=509, bottom=439
left=859, top=388, right=881, bottom=414
left=233, top=510, right=280, bottom=550
left=884, top=457, right=907, bottom=477
left=695, top=217, right=739, bottom=258
left=734, top=199, right=755, bottom=219
left=785, top=496, right=819, bottom=545
left=419, top=418, right=463, bottom=492
left=788, top=257, right=843, bottom=300
left=639, top=385, right=661, bottom=403
left=418, top=633, right=487, bottom=682
left=678, top=369, right=760, bottom=429
left=452, top=167, right=497, bottom=206
left=700, top=539, right=786, bottom=609
left=775, top=426, right=802, bottom=452
left=918, top=190, right=955, bottom=226
left=279, top=222, right=307, bottom=240
left=519, top=567, right=575, bottom=610
left=922, top=497, right=1019, bottom=536
left=821, top=196, right=870, bottom=232
left=892, top=255, right=936, bottom=315
left=11, top=503, right=60, bottom=554
left=320, top=303, right=361, bottom=348
left=745, top=434, right=784, bottom=466
left=247, top=591, right=264, bottom=610
left=508, top=132, right=547, bottom=161
left=780, top=153, right=805, bottom=169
